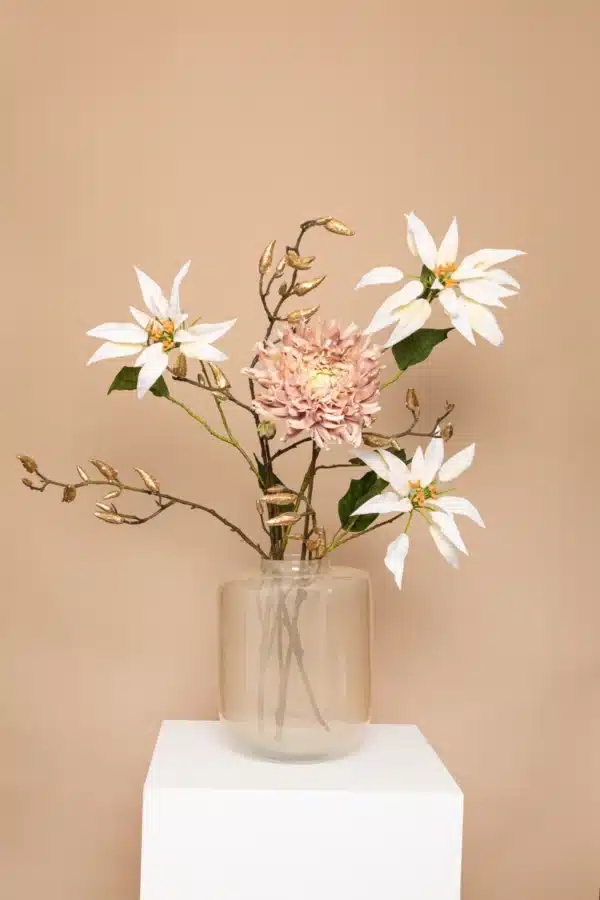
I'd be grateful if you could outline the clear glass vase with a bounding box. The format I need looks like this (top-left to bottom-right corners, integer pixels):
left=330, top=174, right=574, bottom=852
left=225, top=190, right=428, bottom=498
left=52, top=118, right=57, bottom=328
left=218, top=558, right=371, bottom=761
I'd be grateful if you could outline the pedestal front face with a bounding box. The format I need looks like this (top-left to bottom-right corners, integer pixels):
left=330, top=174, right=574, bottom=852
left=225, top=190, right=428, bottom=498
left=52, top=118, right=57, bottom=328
left=141, top=721, right=463, bottom=900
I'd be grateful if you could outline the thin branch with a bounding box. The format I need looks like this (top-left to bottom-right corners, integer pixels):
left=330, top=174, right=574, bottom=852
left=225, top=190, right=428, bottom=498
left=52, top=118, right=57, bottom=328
left=366, top=401, right=454, bottom=444
left=25, top=472, right=268, bottom=558
left=271, top=436, right=312, bottom=460
left=316, top=462, right=361, bottom=472
left=326, top=512, right=405, bottom=554
left=168, top=369, right=255, bottom=415
left=167, top=395, right=259, bottom=477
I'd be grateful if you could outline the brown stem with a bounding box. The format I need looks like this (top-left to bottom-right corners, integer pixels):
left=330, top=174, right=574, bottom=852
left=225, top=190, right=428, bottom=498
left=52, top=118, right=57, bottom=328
left=26, top=473, right=268, bottom=558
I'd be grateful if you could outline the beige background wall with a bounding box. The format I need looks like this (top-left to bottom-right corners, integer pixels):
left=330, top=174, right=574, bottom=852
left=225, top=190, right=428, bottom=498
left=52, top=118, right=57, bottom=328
left=2, top=1, right=599, bottom=898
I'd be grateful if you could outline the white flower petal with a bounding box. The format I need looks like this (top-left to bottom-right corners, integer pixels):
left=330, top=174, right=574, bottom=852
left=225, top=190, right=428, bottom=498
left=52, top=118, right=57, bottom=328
left=135, top=341, right=165, bottom=367
left=130, top=306, right=151, bottom=329
left=430, top=510, right=468, bottom=554
left=454, top=313, right=477, bottom=344
left=185, top=319, right=237, bottom=343
left=388, top=280, right=424, bottom=308
left=137, top=347, right=169, bottom=399
left=169, top=260, right=191, bottom=317
left=431, top=496, right=484, bottom=527
left=405, top=212, right=437, bottom=271
left=438, top=443, right=475, bottom=482
left=484, top=268, right=520, bottom=290
left=182, top=341, right=227, bottom=362
left=422, top=434, right=444, bottom=486
left=436, top=217, right=459, bottom=267
left=353, top=492, right=412, bottom=517
left=460, top=279, right=509, bottom=307
left=438, top=286, right=461, bottom=315
left=410, top=446, right=425, bottom=482
left=363, top=282, right=424, bottom=336
left=86, top=342, right=142, bottom=365
left=353, top=448, right=395, bottom=484
left=458, top=248, right=525, bottom=271
left=384, top=297, right=432, bottom=347
left=355, top=266, right=404, bottom=290
left=87, top=322, right=148, bottom=343
left=134, top=267, right=168, bottom=318
left=173, top=329, right=199, bottom=343
left=384, top=533, right=410, bottom=589
left=464, top=302, right=504, bottom=346
left=363, top=298, right=403, bottom=336
left=429, top=523, right=460, bottom=568
left=378, top=448, right=411, bottom=495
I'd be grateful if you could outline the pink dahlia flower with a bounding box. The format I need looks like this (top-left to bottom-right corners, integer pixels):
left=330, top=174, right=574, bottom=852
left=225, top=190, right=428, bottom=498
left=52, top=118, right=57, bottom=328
left=245, top=320, right=382, bottom=448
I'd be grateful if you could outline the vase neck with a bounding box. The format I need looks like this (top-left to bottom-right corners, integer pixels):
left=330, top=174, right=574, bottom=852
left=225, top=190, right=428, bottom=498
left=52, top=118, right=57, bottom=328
left=260, top=556, right=331, bottom=577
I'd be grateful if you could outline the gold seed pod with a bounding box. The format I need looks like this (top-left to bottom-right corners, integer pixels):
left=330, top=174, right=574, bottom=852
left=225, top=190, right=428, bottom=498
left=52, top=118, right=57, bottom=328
left=90, top=459, right=118, bottom=481
left=362, top=433, right=393, bottom=449
left=258, top=239, right=276, bottom=275
left=286, top=249, right=316, bottom=270
left=293, top=275, right=326, bottom=297
left=22, top=477, right=33, bottom=488
left=274, top=257, right=287, bottom=278
left=94, top=511, right=124, bottom=524
left=306, top=526, right=327, bottom=557
left=95, top=502, right=113, bottom=513
left=17, top=455, right=38, bottom=474
left=287, top=305, right=320, bottom=324
left=103, top=489, right=121, bottom=500
left=62, top=485, right=77, bottom=503
left=257, top=420, right=277, bottom=440
left=207, top=363, right=230, bottom=390
left=278, top=281, right=288, bottom=297
left=266, top=512, right=305, bottom=527
left=440, top=423, right=454, bottom=442
left=259, top=492, right=297, bottom=506
left=171, top=352, right=188, bottom=379
left=76, top=466, right=89, bottom=482
left=266, top=484, right=286, bottom=494
left=314, top=216, right=332, bottom=225
left=134, top=468, right=160, bottom=493
left=406, top=388, right=420, bottom=415
left=324, top=218, right=354, bottom=236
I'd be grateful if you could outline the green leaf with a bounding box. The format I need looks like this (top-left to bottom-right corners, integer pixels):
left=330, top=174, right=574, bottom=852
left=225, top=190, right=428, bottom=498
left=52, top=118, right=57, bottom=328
left=107, top=366, right=169, bottom=398
left=391, top=327, right=452, bottom=371
left=338, top=470, right=388, bottom=533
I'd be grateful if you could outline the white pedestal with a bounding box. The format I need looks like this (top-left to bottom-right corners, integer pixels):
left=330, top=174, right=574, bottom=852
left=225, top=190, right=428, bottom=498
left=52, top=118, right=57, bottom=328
left=140, top=721, right=463, bottom=900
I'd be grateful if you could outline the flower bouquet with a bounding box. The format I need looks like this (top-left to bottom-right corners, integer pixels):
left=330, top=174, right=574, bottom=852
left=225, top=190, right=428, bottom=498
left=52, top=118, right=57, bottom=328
left=18, top=212, right=523, bottom=760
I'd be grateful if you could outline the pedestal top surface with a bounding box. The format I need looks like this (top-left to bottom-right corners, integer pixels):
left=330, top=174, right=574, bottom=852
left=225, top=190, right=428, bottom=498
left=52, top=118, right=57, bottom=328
left=145, top=721, right=461, bottom=795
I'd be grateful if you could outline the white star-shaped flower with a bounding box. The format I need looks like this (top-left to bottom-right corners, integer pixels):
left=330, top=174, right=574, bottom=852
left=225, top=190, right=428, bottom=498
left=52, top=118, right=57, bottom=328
left=355, top=213, right=524, bottom=347
left=351, top=435, right=483, bottom=589
left=87, top=262, right=236, bottom=398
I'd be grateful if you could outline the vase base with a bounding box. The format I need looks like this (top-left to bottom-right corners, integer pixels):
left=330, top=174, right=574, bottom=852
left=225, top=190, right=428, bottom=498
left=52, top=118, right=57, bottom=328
left=220, top=715, right=367, bottom=763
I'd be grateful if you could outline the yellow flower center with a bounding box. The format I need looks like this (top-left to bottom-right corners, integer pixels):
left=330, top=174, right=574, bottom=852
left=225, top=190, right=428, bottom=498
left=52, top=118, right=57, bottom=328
left=408, top=480, right=438, bottom=509
left=433, top=263, right=458, bottom=288
left=147, top=318, right=176, bottom=351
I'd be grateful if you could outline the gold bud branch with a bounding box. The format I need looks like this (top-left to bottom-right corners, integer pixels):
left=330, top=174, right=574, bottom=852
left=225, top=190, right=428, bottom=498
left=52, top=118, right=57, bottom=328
left=258, top=239, right=276, bottom=274
left=293, top=275, right=326, bottom=297
left=17, top=455, right=38, bottom=474
left=90, top=459, right=119, bottom=481
left=133, top=468, right=160, bottom=493
left=286, top=249, right=315, bottom=270
left=323, top=218, right=354, bottom=236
